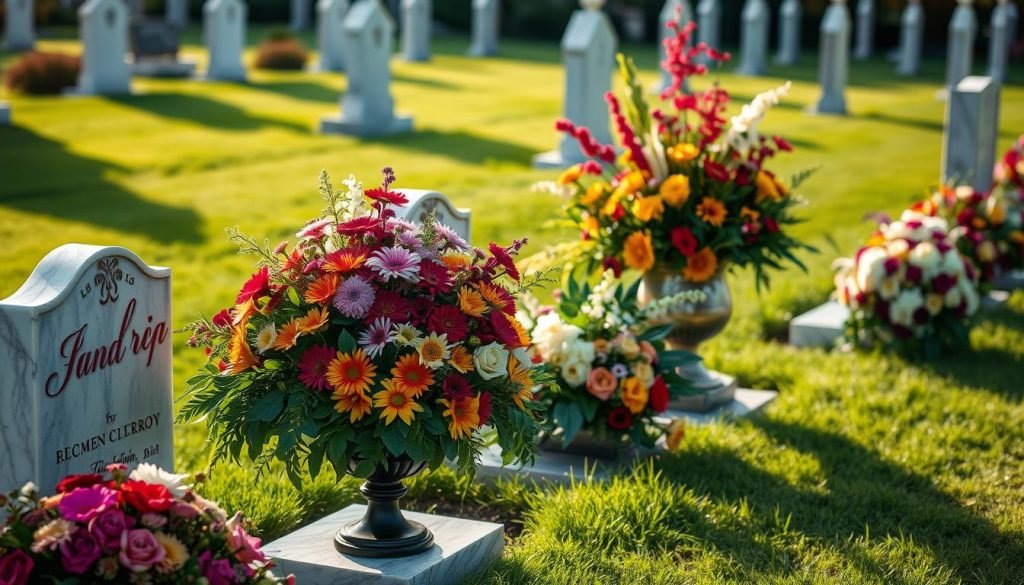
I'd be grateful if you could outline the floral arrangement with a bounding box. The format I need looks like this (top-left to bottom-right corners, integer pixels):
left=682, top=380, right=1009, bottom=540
left=0, top=464, right=289, bottom=585
left=518, top=272, right=696, bottom=450
left=539, top=17, right=814, bottom=289
left=994, top=134, right=1024, bottom=196
left=180, top=169, right=544, bottom=481
left=833, top=209, right=980, bottom=356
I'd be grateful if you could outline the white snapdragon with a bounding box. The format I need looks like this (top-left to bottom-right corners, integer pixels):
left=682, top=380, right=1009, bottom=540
left=726, top=81, right=792, bottom=154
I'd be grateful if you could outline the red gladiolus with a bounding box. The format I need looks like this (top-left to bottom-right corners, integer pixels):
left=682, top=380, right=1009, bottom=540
left=764, top=217, right=780, bottom=234
left=704, top=161, right=730, bottom=183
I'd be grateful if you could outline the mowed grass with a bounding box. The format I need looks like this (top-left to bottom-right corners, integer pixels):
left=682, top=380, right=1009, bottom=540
left=3, top=28, right=1024, bottom=584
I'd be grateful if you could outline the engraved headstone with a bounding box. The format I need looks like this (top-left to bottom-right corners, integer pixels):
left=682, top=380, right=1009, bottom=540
left=203, top=0, right=247, bottom=81
left=468, top=0, right=499, bottom=57
left=946, top=0, right=977, bottom=90
left=166, top=0, right=188, bottom=28
left=942, top=76, right=1000, bottom=192
left=316, top=0, right=350, bottom=71
left=775, top=0, right=801, bottom=65
left=395, top=189, right=472, bottom=242
left=401, top=0, right=431, bottom=62
left=812, top=0, right=850, bottom=115
left=990, top=0, right=1011, bottom=82
left=291, top=0, right=311, bottom=30
left=852, top=0, right=873, bottom=60
left=736, top=0, right=769, bottom=76
left=73, top=0, right=132, bottom=95
left=658, top=0, right=692, bottom=92
left=129, top=19, right=196, bottom=77
left=320, top=0, right=414, bottom=136
left=533, top=0, right=617, bottom=169
left=695, top=0, right=721, bottom=65
left=896, top=0, right=923, bottom=76
left=0, top=245, right=174, bottom=494
left=3, top=0, right=35, bottom=51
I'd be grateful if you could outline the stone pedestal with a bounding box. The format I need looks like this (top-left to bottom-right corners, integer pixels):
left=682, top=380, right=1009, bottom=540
left=775, top=0, right=801, bottom=65
left=660, top=388, right=778, bottom=426
left=263, top=505, right=503, bottom=585
left=695, top=0, right=721, bottom=64
left=736, top=0, right=769, bottom=76
left=989, top=1, right=1011, bottom=83
left=789, top=301, right=849, bottom=347
left=402, top=0, right=431, bottom=62
left=946, top=0, right=977, bottom=91
left=468, top=0, right=499, bottom=57
left=130, top=57, right=197, bottom=78
left=0, top=103, right=9, bottom=125
left=291, top=0, right=312, bottom=30
left=73, top=0, right=132, bottom=95
left=810, top=0, right=850, bottom=115
left=942, top=76, right=999, bottom=192
left=4, top=0, right=35, bottom=51
left=166, top=0, right=188, bottom=29
left=317, top=0, right=351, bottom=72
left=204, top=0, right=247, bottom=82
left=657, top=0, right=692, bottom=92
left=896, top=0, right=923, bottom=76
left=852, top=0, right=873, bottom=60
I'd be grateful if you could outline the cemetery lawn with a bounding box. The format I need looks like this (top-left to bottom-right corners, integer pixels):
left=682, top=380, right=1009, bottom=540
left=3, top=28, right=1024, bottom=584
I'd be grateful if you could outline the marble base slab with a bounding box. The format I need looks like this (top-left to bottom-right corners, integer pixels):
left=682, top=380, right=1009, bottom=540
left=0, top=103, right=9, bottom=125
left=321, top=114, right=414, bottom=137
left=790, top=301, right=849, bottom=348
left=658, top=388, right=778, bottom=426
left=532, top=149, right=588, bottom=170
left=263, top=504, right=503, bottom=585
left=129, top=58, right=196, bottom=78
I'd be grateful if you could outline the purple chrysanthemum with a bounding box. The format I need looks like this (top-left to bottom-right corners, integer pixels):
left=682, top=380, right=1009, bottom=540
left=358, top=317, right=396, bottom=358
left=435, top=223, right=469, bottom=251
left=386, top=218, right=419, bottom=233
left=334, top=276, right=376, bottom=318
left=367, top=247, right=421, bottom=282
left=397, top=230, right=423, bottom=250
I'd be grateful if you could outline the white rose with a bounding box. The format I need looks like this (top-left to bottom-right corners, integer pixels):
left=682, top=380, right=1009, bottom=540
left=560, top=360, right=591, bottom=388
left=632, top=361, right=655, bottom=387
left=130, top=463, right=191, bottom=498
left=531, top=313, right=582, bottom=356
left=884, top=221, right=914, bottom=241
left=878, top=277, right=900, bottom=300
left=890, top=289, right=924, bottom=327
left=909, top=242, right=942, bottom=279
left=922, top=216, right=949, bottom=234
left=563, top=339, right=596, bottom=365
left=856, top=247, right=888, bottom=293
left=887, top=239, right=910, bottom=259
left=473, top=342, right=510, bottom=380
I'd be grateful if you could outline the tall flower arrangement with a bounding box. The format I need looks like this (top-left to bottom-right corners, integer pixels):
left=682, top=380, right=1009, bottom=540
left=180, top=169, right=544, bottom=481
left=542, top=17, right=814, bottom=289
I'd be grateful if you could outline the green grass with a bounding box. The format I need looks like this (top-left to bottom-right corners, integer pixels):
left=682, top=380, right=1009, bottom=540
left=3, top=28, right=1024, bottom=584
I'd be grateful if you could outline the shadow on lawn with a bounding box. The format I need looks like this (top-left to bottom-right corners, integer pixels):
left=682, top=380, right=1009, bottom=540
left=107, top=91, right=308, bottom=133
left=249, top=79, right=340, bottom=104
left=660, top=419, right=1024, bottom=584
left=377, top=128, right=536, bottom=166
left=0, top=126, right=204, bottom=244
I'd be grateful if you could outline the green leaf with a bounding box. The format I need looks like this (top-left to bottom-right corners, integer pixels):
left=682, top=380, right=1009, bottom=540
left=352, top=459, right=376, bottom=478
left=579, top=397, right=599, bottom=422
left=659, top=350, right=703, bottom=369
left=553, top=401, right=584, bottom=445
left=638, top=324, right=674, bottom=342
left=251, top=392, right=285, bottom=422
left=287, top=286, right=301, bottom=307
left=338, top=331, right=357, bottom=353
left=381, top=424, right=406, bottom=457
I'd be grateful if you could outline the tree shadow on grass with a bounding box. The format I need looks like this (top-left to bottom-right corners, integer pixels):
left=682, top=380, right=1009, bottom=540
left=249, top=79, right=341, bottom=104
left=107, top=91, right=309, bottom=133
left=659, top=419, right=1024, bottom=584
left=375, top=128, right=537, bottom=166
left=0, top=125, right=204, bottom=244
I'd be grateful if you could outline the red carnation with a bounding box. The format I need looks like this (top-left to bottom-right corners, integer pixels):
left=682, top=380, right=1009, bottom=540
left=442, top=375, right=473, bottom=400
left=649, top=377, right=669, bottom=413
left=211, top=309, right=232, bottom=328
left=235, top=266, right=270, bottom=304
left=56, top=473, right=105, bottom=494
left=704, top=161, right=730, bottom=183
left=488, top=242, right=521, bottom=282
left=364, top=188, right=409, bottom=206
left=607, top=407, right=633, bottom=430
left=119, top=480, right=175, bottom=514
left=428, top=306, right=469, bottom=343
left=764, top=217, right=779, bottom=234
left=490, top=311, right=524, bottom=348
left=671, top=227, right=698, bottom=257
left=419, top=260, right=455, bottom=294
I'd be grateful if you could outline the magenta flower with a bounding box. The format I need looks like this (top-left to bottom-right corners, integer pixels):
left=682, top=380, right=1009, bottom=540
left=333, top=275, right=375, bottom=319
left=0, top=550, right=34, bottom=585
left=366, top=247, right=421, bottom=282
left=88, top=508, right=133, bottom=553
left=59, top=486, right=120, bottom=523
left=60, top=529, right=102, bottom=575
left=298, top=344, right=336, bottom=392
left=227, top=516, right=266, bottom=565
left=435, top=223, right=469, bottom=250
left=118, top=529, right=165, bottom=572
left=358, top=317, right=396, bottom=359
left=199, top=551, right=238, bottom=585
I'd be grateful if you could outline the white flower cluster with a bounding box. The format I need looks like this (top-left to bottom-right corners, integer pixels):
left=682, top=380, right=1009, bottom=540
left=726, top=81, right=792, bottom=155
left=641, top=288, right=710, bottom=321
left=531, top=312, right=595, bottom=387
left=579, top=271, right=638, bottom=331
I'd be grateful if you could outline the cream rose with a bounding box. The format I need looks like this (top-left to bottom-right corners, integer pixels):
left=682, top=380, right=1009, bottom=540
left=856, top=247, right=888, bottom=293
left=909, top=242, right=942, bottom=279
left=473, top=342, right=510, bottom=380
left=560, top=360, right=591, bottom=388
left=632, top=362, right=655, bottom=387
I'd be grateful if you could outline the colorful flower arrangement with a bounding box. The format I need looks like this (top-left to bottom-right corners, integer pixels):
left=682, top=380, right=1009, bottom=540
left=180, top=169, right=544, bottom=481
left=0, top=464, right=289, bottom=585
left=833, top=209, right=980, bottom=357
left=539, top=17, right=814, bottom=289
left=518, top=272, right=696, bottom=450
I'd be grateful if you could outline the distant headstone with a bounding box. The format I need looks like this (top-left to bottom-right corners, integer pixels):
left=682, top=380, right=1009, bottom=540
left=74, top=0, right=132, bottom=95
left=813, top=0, right=850, bottom=115
left=0, top=102, right=9, bottom=125
left=401, top=0, right=431, bottom=62
left=320, top=0, right=414, bottom=136
left=990, top=0, right=1011, bottom=82
left=395, top=189, right=472, bottom=242
left=658, top=0, right=691, bottom=92
left=0, top=245, right=174, bottom=494
left=775, top=0, right=801, bottom=65
left=291, top=0, right=312, bottom=30
left=166, top=0, right=187, bottom=28
left=789, top=301, right=849, bottom=347
left=3, top=0, right=35, bottom=51
left=468, top=0, right=499, bottom=57
left=203, top=0, right=247, bottom=82
left=852, top=0, right=873, bottom=60
left=896, top=0, right=923, bottom=76
left=1008, top=2, right=1020, bottom=50
left=316, top=0, right=350, bottom=72
left=736, top=0, right=769, bottom=76
left=695, top=0, right=721, bottom=64
left=129, top=19, right=196, bottom=78
left=942, top=76, right=1000, bottom=192
left=533, top=1, right=617, bottom=169
left=946, top=0, right=977, bottom=90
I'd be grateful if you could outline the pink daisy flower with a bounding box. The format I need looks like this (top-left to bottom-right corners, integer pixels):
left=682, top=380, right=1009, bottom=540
left=435, top=223, right=469, bottom=251
left=298, top=344, right=335, bottom=391
left=367, top=247, right=421, bottom=282
left=334, top=276, right=375, bottom=318
left=296, top=218, right=334, bottom=240
left=358, top=317, right=396, bottom=358
left=419, top=260, right=454, bottom=294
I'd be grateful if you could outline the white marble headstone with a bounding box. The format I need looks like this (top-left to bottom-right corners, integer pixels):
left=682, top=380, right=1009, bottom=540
left=658, top=0, right=692, bottom=92
left=990, top=0, right=1011, bottom=83
left=775, top=0, right=801, bottom=65
left=813, top=0, right=850, bottom=115
left=946, top=0, right=977, bottom=90
left=395, top=189, right=471, bottom=242
left=896, top=0, right=923, bottom=76
left=0, top=245, right=174, bottom=494
left=401, top=0, right=431, bottom=62
left=204, top=0, right=247, bottom=82
left=317, top=0, right=350, bottom=72
left=166, top=0, right=188, bottom=28
left=942, top=76, right=1000, bottom=192
left=695, top=0, right=721, bottom=65
left=736, top=0, right=769, bottom=76
left=468, top=0, right=499, bottom=57
left=291, top=0, right=312, bottom=30
left=320, top=0, right=414, bottom=137
left=74, top=0, right=131, bottom=95
left=852, top=0, right=873, bottom=60
left=3, top=0, right=35, bottom=51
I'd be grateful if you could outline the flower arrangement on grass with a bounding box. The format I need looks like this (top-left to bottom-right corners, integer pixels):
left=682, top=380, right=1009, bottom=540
left=180, top=168, right=544, bottom=481
left=540, top=16, right=814, bottom=289
left=519, top=271, right=697, bottom=450
left=833, top=208, right=980, bottom=357
left=0, top=464, right=289, bottom=585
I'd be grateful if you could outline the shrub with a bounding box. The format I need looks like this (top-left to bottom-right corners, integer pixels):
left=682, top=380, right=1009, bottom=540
left=254, top=37, right=308, bottom=70
left=4, top=51, right=80, bottom=95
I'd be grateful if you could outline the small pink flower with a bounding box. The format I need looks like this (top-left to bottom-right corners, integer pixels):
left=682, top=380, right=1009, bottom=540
left=0, top=550, right=34, bottom=585
left=60, top=528, right=102, bottom=575
left=59, top=486, right=120, bottom=523
left=89, top=508, right=133, bottom=553
left=118, top=529, right=165, bottom=573
left=227, top=514, right=266, bottom=565
left=199, top=550, right=238, bottom=585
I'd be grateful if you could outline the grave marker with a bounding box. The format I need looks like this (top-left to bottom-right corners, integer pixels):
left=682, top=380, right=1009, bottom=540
left=395, top=189, right=471, bottom=242
left=320, top=0, right=414, bottom=137
left=946, top=0, right=977, bottom=91
left=736, top=0, right=769, bottom=76
left=291, top=0, right=312, bottom=30
left=533, top=0, right=616, bottom=169
left=852, top=0, right=873, bottom=60
left=468, top=0, right=499, bottom=57
left=942, top=76, right=1000, bottom=193
left=73, top=0, right=132, bottom=95
left=401, top=0, right=431, bottom=62
left=896, top=0, right=923, bottom=76
left=166, top=0, right=188, bottom=29
left=3, top=0, right=35, bottom=51
left=657, top=0, right=691, bottom=92
left=775, top=0, right=801, bottom=65
left=811, top=0, right=850, bottom=115
left=203, top=0, right=247, bottom=82
left=0, top=102, right=9, bottom=125
left=129, top=19, right=196, bottom=78
left=316, top=0, right=350, bottom=72
left=695, top=0, right=721, bottom=65
left=0, top=245, right=174, bottom=494
left=990, top=0, right=1011, bottom=83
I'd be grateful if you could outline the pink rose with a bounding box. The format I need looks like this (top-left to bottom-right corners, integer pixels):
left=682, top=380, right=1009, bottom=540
left=60, top=528, right=102, bottom=574
left=0, top=550, right=34, bottom=585
left=118, top=529, right=165, bottom=572
left=59, top=486, right=120, bottom=523
left=89, top=508, right=133, bottom=553
left=199, top=551, right=238, bottom=585
left=227, top=517, right=266, bottom=565
left=586, top=367, right=618, bottom=402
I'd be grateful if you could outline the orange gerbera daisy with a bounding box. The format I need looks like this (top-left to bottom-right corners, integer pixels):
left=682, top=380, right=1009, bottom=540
left=304, top=274, right=340, bottom=305
left=659, top=174, right=691, bottom=207
left=475, top=282, right=511, bottom=312
left=231, top=299, right=257, bottom=327
left=272, top=319, right=302, bottom=351
left=390, top=353, right=435, bottom=397
left=333, top=389, right=372, bottom=422
left=508, top=356, right=534, bottom=410
left=373, top=380, right=424, bottom=425
left=508, top=315, right=532, bottom=348
left=740, top=206, right=761, bottom=223
left=323, top=248, right=368, bottom=274
left=632, top=195, right=665, bottom=222
left=458, top=286, right=488, bottom=317
left=623, top=231, right=655, bottom=271
left=441, top=251, right=473, bottom=271
left=438, top=395, right=481, bottom=440
left=696, top=197, right=727, bottom=227
left=327, top=349, right=377, bottom=395
left=296, top=306, right=329, bottom=334
left=448, top=346, right=475, bottom=373
left=682, top=247, right=719, bottom=282
left=228, top=326, right=259, bottom=373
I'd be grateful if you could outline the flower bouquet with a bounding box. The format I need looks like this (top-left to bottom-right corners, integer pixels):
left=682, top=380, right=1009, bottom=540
left=180, top=168, right=544, bottom=557
left=519, top=272, right=695, bottom=453
left=833, top=208, right=980, bottom=357
left=0, top=464, right=289, bottom=585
